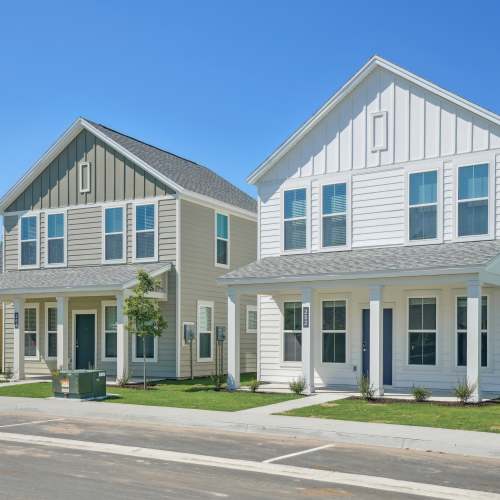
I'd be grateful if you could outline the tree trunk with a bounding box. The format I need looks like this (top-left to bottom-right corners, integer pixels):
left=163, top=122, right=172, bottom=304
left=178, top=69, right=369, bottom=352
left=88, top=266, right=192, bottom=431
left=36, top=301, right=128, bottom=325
left=143, top=336, right=146, bottom=390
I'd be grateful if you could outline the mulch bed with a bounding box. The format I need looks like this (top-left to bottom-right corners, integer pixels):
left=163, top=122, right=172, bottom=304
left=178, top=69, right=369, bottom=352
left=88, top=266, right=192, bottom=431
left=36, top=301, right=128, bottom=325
left=347, top=396, right=500, bottom=407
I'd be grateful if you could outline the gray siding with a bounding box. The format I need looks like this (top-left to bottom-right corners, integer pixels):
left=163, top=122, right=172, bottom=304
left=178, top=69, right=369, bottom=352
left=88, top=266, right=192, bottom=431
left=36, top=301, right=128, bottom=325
left=3, top=198, right=176, bottom=271
left=6, top=130, right=173, bottom=213
left=179, top=199, right=257, bottom=378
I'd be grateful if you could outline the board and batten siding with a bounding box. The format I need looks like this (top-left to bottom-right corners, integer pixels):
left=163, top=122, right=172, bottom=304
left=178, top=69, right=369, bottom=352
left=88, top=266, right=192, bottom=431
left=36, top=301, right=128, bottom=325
left=3, top=198, right=176, bottom=271
left=179, top=199, right=257, bottom=378
left=258, top=66, right=500, bottom=257
left=6, top=129, right=173, bottom=213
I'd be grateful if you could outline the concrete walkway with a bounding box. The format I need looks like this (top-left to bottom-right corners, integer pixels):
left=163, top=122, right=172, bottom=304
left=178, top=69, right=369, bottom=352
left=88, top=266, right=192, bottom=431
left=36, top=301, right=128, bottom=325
left=0, top=396, right=499, bottom=460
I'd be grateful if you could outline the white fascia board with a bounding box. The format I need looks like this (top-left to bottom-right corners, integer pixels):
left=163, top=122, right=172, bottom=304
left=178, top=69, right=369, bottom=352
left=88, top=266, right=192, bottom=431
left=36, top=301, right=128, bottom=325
left=121, top=263, right=172, bottom=289
left=217, top=265, right=484, bottom=286
left=247, top=55, right=500, bottom=185
left=178, top=191, right=257, bottom=221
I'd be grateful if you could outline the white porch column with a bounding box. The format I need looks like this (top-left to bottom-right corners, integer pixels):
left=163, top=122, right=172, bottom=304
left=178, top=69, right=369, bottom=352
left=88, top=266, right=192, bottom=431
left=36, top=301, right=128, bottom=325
left=13, top=298, right=25, bottom=380
left=467, top=280, right=481, bottom=402
left=116, top=293, right=129, bottom=382
left=301, top=287, right=315, bottom=394
left=369, top=285, right=384, bottom=397
left=56, top=297, right=69, bottom=370
left=227, top=287, right=240, bottom=391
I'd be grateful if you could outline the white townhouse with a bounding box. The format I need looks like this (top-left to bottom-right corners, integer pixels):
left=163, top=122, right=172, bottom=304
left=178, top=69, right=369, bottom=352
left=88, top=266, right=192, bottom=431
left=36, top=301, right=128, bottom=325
left=220, top=56, right=500, bottom=402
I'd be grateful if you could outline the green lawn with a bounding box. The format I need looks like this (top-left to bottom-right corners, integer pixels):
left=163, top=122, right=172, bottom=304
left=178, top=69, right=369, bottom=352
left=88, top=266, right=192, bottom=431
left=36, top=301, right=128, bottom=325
left=283, top=398, right=500, bottom=433
left=0, top=374, right=301, bottom=412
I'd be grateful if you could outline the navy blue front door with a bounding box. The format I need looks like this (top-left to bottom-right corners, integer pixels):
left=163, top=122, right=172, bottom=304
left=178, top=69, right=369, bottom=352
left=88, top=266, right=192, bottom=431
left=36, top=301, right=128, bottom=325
left=361, top=308, right=393, bottom=385
left=75, top=314, right=95, bottom=369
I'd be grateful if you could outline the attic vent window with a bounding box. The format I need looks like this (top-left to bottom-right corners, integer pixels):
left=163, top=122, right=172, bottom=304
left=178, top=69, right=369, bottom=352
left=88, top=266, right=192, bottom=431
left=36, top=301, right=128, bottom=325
left=79, top=161, right=91, bottom=193
left=371, top=111, right=388, bottom=152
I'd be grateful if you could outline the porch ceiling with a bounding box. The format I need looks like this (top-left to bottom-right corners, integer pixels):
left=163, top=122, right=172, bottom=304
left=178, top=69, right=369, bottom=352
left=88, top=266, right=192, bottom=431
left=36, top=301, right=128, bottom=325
left=0, top=262, right=171, bottom=295
left=218, top=240, right=500, bottom=285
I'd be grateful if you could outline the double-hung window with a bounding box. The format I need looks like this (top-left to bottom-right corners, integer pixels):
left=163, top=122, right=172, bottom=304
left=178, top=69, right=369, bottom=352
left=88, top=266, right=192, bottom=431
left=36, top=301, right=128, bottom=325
left=20, top=215, right=38, bottom=268
left=322, top=300, right=346, bottom=363
left=134, top=203, right=157, bottom=261
left=47, top=213, right=65, bottom=266
left=456, top=296, right=487, bottom=367
left=283, top=302, right=302, bottom=362
left=104, top=206, right=125, bottom=263
left=46, top=305, right=57, bottom=359
left=409, top=171, right=437, bottom=240
left=103, top=303, right=118, bottom=360
left=322, top=183, right=347, bottom=247
left=457, top=164, right=489, bottom=237
left=215, top=213, right=229, bottom=266
left=283, top=188, right=307, bottom=251
left=197, top=301, right=214, bottom=361
left=246, top=305, right=257, bottom=334
left=24, top=305, right=38, bottom=359
left=408, top=298, right=436, bottom=365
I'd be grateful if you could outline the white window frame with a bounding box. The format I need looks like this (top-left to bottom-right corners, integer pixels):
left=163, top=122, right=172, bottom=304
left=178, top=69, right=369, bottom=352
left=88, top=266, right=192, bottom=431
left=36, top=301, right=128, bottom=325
left=281, top=184, right=310, bottom=255
left=45, top=302, right=58, bottom=361
left=24, top=303, right=39, bottom=361
left=454, top=294, right=489, bottom=369
left=197, top=300, right=214, bottom=362
left=132, top=333, right=158, bottom=363
left=45, top=210, right=67, bottom=268
left=320, top=180, right=350, bottom=250
left=454, top=159, right=495, bottom=242
left=320, top=298, right=348, bottom=365
left=182, top=321, right=195, bottom=347
left=406, top=295, right=438, bottom=367
left=101, top=301, right=118, bottom=362
left=281, top=299, right=302, bottom=365
left=132, top=200, right=158, bottom=263
left=18, top=212, right=40, bottom=269
left=79, top=161, right=91, bottom=193
left=246, top=305, right=257, bottom=334
left=214, top=211, right=230, bottom=269
left=102, top=204, right=127, bottom=264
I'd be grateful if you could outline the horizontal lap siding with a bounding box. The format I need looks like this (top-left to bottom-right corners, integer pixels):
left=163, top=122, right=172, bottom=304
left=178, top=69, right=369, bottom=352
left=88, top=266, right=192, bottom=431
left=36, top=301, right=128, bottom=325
left=67, top=206, right=102, bottom=266
left=4, top=216, right=18, bottom=271
left=179, top=200, right=257, bottom=378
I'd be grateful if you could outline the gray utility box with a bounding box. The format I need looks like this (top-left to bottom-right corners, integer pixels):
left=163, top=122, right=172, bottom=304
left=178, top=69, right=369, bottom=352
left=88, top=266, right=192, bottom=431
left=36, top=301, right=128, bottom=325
left=53, top=370, right=106, bottom=399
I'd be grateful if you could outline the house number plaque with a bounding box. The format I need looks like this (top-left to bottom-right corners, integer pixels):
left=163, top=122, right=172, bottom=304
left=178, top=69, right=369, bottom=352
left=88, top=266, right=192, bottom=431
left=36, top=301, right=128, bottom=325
left=303, top=306, right=310, bottom=328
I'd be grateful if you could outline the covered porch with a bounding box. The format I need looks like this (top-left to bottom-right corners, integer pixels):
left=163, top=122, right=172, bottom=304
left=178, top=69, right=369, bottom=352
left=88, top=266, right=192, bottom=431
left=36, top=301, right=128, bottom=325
left=221, top=240, right=500, bottom=403
left=0, top=263, right=171, bottom=382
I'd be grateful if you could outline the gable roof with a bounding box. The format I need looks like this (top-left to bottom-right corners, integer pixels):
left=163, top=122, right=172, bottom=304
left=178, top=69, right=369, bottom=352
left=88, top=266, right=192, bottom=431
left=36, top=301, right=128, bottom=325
left=0, top=118, right=256, bottom=215
left=247, top=55, right=500, bottom=185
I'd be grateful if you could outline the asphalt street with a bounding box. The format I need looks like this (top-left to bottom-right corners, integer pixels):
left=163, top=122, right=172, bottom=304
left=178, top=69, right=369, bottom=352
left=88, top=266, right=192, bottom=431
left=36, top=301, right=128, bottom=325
left=0, top=412, right=498, bottom=499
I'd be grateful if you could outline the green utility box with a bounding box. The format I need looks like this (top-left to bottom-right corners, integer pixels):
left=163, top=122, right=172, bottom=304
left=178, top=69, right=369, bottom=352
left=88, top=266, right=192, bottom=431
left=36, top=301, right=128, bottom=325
left=53, top=370, right=106, bottom=399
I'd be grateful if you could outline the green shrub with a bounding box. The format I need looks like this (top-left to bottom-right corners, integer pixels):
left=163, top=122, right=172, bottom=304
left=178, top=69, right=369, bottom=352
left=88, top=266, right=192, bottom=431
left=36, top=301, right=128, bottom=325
left=289, top=377, right=306, bottom=395
left=249, top=379, right=261, bottom=393
left=116, top=374, right=131, bottom=387
left=411, top=386, right=431, bottom=402
left=454, top=379, right=476, bottom=404
left=358, top=375, right=375, bottom=400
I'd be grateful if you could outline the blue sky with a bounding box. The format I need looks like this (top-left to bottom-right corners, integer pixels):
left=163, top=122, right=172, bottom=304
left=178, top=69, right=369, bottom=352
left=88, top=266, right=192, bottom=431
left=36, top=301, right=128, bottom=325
left=1, top=0, right=499, bottom=200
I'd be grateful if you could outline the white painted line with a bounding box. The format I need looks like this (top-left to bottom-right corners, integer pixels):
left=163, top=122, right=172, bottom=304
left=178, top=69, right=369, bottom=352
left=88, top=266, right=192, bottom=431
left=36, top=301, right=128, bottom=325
left=263, top=443, right=335, bottom=463
left=0, top=431, right=497, bottom=500
left=0, top=418, right=65, bottom=429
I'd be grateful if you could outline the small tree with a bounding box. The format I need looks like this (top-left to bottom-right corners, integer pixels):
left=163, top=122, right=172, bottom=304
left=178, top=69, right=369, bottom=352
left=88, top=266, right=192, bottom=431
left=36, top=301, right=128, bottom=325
left=125, top=270, right=167, bottom=389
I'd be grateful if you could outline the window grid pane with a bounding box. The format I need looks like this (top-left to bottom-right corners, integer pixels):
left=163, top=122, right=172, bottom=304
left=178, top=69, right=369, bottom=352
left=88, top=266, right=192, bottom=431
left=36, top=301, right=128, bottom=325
left=322, top=183, right=346, bottom=215
left=283, top=302, right=302, bottom=362
left=456, top=296, right=487, bottom=367
left=48, top=214, right=64, bottom=238
left=408, top=298, right=436, bottom=365
left=136, top=335, right=155, bottom=358
left=284, top=189, right=306, bottom=219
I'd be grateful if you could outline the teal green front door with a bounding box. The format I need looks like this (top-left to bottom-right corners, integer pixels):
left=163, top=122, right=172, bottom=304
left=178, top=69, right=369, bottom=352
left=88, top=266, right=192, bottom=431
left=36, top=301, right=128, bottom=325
left=75, top=314, right=95, bottom=369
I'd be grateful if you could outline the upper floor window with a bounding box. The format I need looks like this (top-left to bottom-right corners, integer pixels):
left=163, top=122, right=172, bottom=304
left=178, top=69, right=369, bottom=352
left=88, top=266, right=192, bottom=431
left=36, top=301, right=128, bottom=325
left=283, top=188, right=307, bottom=251
left=20, top=214, right=38, bottom=268
left=47, top=213, right=65, bottom=266
left=458, top=164, right=489, bottom=237
left=456, top=296, right=487, bottom=367
left=104, top=206, right=126, bottom=263
left=79, top=162, right=91, bottom=193
left=134, top=203, right=157, bottom=261
left=246, top=305, right=257, bottom=334
left=215, top=213, right=229, bottom=267
left=322, top=183, right=347, bottom=247
left=409, top=171, right=437, bottom=241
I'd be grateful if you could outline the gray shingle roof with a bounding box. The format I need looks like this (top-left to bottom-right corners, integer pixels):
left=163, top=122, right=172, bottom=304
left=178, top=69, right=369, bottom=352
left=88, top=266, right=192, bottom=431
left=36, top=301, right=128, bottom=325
left=88, top=120, right=257, bottom=213
left=0, top=262, right=171, bottom=293
left=219, top=240, right=500, bottom=284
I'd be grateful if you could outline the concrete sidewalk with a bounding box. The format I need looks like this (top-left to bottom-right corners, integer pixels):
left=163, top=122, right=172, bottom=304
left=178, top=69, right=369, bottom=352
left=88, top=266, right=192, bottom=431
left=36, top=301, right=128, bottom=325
left=0, top=396, right=499, bottom=460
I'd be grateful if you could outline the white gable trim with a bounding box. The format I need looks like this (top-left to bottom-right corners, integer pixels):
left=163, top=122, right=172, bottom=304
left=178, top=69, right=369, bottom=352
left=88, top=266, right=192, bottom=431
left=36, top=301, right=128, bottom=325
left=247, top=56, right=500, bottom=185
